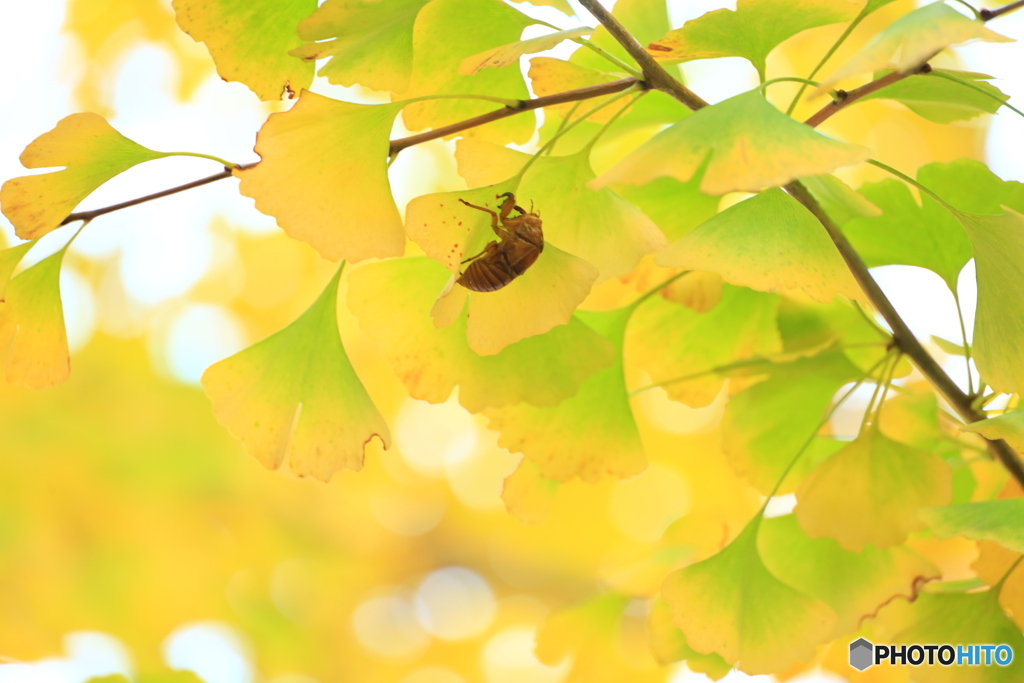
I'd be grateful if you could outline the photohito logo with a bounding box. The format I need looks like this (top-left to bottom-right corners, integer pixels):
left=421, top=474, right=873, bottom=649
left=849, top=638, right=1013, bottom=671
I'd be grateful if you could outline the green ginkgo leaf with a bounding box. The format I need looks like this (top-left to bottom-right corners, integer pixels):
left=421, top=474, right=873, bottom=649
left=614, top=176, right=721, bottom=242
left=570, top=0, right=672, bottom=73
left=800, top=174, right=881, bottom=226
left=0, top=239, right=35, bottom=301
left=723, top=351, right=861, bottom=494
left=961, top=411, right=1024, bottom=452
left=889, top=589, right=1024, bottom=682
left=202, top=267, right=390, bottom=482
left=955, top=208, right=1024, bottom=397
left=661, top=518, right=836, bottom=674
left=0, top=246, right=70, bottom=388
left=455, top=140, right=667, bottom=281
left=921, top=499, right=1024, bottom=554
left=483, top=307, right=645, bottom=483
left=237, top=92, right=405, bottom=263
left=627, top=284, right=781, bottom=407
left=290, top=0, right=430, bottom=92
left=528, top=57, right=624, bottom=125
left=759, top=514, right=939, bottom=637
left=657, top=189, right=863, bottom=303
left=863, top=69, right=1009, bottom=124
left=535, top=594, right=630, bottom=679
left=795, top=427, right=952, bottom=551
left=173, top=0, right=316, bottom=100
left=501, top=459, right=560, bottom=525
left=405, top=180, right=598, bottom=355
left=460, top=27, right=593, bottom=75
left=401, top=0, right=535, bottom=144
left=346, top=257, right=614, bottom=413
left=592, top=91, right=869, bottom=196
left=646, top=0, right=859, bottom=79
left=821, top=2, right=1011, bottom=89
left=648, top=599, right=732, bottom=679
left=1, top=114, right=170, bottom=240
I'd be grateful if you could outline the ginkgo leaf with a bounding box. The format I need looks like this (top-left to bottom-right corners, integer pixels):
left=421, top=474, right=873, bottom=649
left=821, top=2, right=1011, bottom=89
left=879, top=393, right=944, bottom=451
left=482, top=307, right=645, bottom=483
left=759, top=514, right=939, bottom=637
left=661, top=271, right=724, bottom=312
left=460, top=27, right=593, bottom=75
left=236, top=92, right=404, bottom=263
left=0, top=240, right=35, bottom=301
left=455, top=139, right=667, bottom=280
left=795, top=427, right=952, bottom=551
left=535, top=594, right=631, bottom=680
left=290, top=0, right=429, bottom=93
left=973, top=540, right=1024, bottom=630
left=648, top=599, right=732, bottom=679
left=202, top=267, right=390, bottom=482
left=346, top=257, right=614, bottom=412
left=501, top=458, right=559, bottom=525
left=614, top=176, right=721, bottom=243
left=570, top=0, right=671, bottom=74
left=627, top=284, right=781, bottom=407
left=862, top=69, right=1009, bottom=124
left=889, top=589, right=1024, bottom=682
left=646, top=0, right=859, bottom=78
left=592, top=91, right=869, bottom=196
left=529, top=58, right=623, bottom=124
left=508, top=0, right=573, bottom=14
left=173, top=0, right=316, bottom=100
left=0, top=246, right=70, bottom=388
left=723, top=351, right=862, bottom=494
left=661, top=519, right=836, bottom=674
left=801, top=174, right=881, bottom=226
left=920, top=499, right=1024, bottom=554
left=657, top=189, right=863, bottom=303
left=961, top=411, right=1024, bottom=452
left=933, top=335, right=967, bottom=356
left=401, top=0, right=535, bottom=144
left=1, top=113, right=170, bottom=240
left=405, top=182, right=599, bottom=355
left=955, top=208, right=1024, bottom=397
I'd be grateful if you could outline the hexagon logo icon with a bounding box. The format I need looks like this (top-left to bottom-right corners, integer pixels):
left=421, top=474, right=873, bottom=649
left=850, top=638, right=874, bottom=671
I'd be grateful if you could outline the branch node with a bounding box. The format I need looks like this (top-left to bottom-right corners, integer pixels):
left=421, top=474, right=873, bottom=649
left=980, top=8, right=994, bottom=20
left=917, top=62, right=933, bottom=74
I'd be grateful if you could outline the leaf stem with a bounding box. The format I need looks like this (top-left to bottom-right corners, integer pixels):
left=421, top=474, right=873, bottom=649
left=546, top=99, right=584, bottom=155
left=954, top=294, right=975, bottom=396
left=760, top=76, right=828, bottom=91
left=573, top=38, right=645, bottom=78
left=865, top=158, right=956, bottom=211
left=949, top=0, right=982, bottom=19
left=627, top=269, right=690, bottom=311
left=995, top=555, right=1024, bottom=591
left=785, top=5, right=870, bottom=116
left=860, top=349, right=896, bottom=433
left=400, top=93, right=527, bottom=108
left=164, top=151, right=239, bottom=168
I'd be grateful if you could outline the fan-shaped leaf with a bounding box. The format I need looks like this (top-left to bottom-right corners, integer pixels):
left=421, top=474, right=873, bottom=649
left=648, top=599, right=732, bottom=679
left=535, top=594, right=631, bottom=681
left=236, top=92, right=405, bottom=263
left=483, top=307, right=644, bottom=483
left=202, top=267, right=390, bottom=482
left=501, top=459, right=559, bottom=525
left=921, top=499, right=1024, bottom=554
left=796, top=428, right=952, bottom=551
left=0, top=246, right=70, bottom=388
left=592, top=91, right=869, bottom=196
left=529, top=58, right=623, bottom=124
left=821, top=3, right=1011, bottom=89
left=863, top=69, right=1009, bottom=124
left=346, top=257, right=614, bottom=412
left=1, top=114, right=170, bottom=240
left=759, top=514, right=939, bottom=637
left=661, top=519, right=836, bottom=674
left=290, top=0, right=429, bottom=92
left=173, top=0, right=316, bottom=100
left=460, top=28, right=593, bottom=75
left=657, top=188, right=863, bottom=303
left=961, top=411, right=1024, bottom=452
left=0, top=240, right=35, bottom=301
left=647, top=0, right=859, bottom=78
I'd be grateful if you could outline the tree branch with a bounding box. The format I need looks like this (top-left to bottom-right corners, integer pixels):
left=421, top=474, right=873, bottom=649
left=578, top=0, right=1024, bottom=486
left=981, top=0, right=1024, bottom=20
left=575, top=0, right=708, bottom=110
left=803, top=65, right=929, bottom=128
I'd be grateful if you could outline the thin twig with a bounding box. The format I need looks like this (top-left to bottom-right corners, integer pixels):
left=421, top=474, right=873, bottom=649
left=981, top=0, right=1024, bottom=20
left=803, top=66, right=928, bottom=128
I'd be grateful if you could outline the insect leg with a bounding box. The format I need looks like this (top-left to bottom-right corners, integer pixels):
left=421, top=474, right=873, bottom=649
left=459, top=198, right=500, bottom=235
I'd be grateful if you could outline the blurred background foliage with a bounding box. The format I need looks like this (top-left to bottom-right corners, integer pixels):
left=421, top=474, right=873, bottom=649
left=0, top=0, right=1018, bottom=681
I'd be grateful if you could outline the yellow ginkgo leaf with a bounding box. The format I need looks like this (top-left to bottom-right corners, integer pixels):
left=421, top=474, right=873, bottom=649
left=501, top=458, right=559, bottom=525
left=529, top=57, right=623, bottom=124
left=346, top=257, right=614, bottom=412
left=507, top=0, right=573, bottom=14
left=1, top=114, right=170, bottom=240
left=961, top=411, right=1024, bottom=452
left=955, top=209, right=1024, bottom=397
left=460, top=28, right=593, bottom=75
left=821, top=3, right=1011, bottom=90
left=648, top=599, right=732, bottom=679
left=0, top=240, right=35, bottom=301
left=237, top=92, right=405, bottom=263
left=483, top=308, right=645, bottom=483
left=795, top=427, right=952, bottom=551
left=592, top=91, right=869, bottom=196
left=405, top=182, right=598, bottom=355
left=0, top=247, right=71, bottom=388
left=661, top=518, right=837, bottom=674
left=202, top=267, right=390, bottom=482
left=173, top=0, right=316, bottom=100
left=401, top=0, right=535, bottom=144
left=290, top=0, right=430, bottom=92
left=657, top=189, right=864, bottom=303
left=535, top=594, right=634, bottom=682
